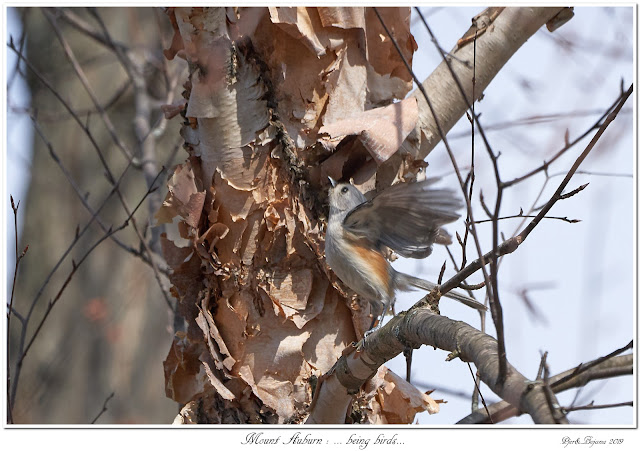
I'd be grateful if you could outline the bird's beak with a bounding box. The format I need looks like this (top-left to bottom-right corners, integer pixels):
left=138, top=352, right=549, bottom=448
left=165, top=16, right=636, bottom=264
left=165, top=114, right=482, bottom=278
left=328, top=176, right=337, bottom=187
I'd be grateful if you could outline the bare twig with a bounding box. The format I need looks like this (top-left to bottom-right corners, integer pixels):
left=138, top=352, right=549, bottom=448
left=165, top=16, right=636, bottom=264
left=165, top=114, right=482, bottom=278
left=79, top=8, right=183, bottom=329
left=548, top=170, right=632, bottom=179
left=439, top=85, right=633, bottom=315
left=404, top=348, right=413, bottom=383
left=9, top=79, right=132, bottom=123
left=542, top=354, right=569, bottom=423
left=6, top=9, right=28, bottom=92
left=552, top=340, right=633, bottom=391
left=558, top=183, right=589, bottom=200
left=502, top=98, right=621, bottom=188
left=475, top=213, right=580, bottom=224
left=457, top=349, right=633, bottom=424
left=437, top=261, right=446, bottom=285
left=8, top=26, right=176, bottom=324
left=373, top=8, right=493, bottom=324
left=518, top=85, right=632, bottom=243
left=459, top=25, right=479, bottom=277
left=30, top=116, right=166, bottom=273
left=90, top=392, right=115, bottom=424
left=52, top=7, right=129, bottom=53
left=10, top=168, right=165, bottom=409
left=562, top=401, right=632, bottom=413
left=42, top=9, right=135, bottom=162
left=537, top=351, right=549, bottom=380
left=467, top=362, right=493, bottom=423
left=446, top=108, right=632, bottom=140
left=458, top=281, right=485, bottom=291
left=412, top=8, right=511, bottom=384
left=7, top=196, right=29, bottom=424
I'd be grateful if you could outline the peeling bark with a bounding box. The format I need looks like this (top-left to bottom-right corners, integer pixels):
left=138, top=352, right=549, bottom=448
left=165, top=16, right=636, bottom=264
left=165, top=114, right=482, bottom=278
left=159, top=6, right=570, bottom=424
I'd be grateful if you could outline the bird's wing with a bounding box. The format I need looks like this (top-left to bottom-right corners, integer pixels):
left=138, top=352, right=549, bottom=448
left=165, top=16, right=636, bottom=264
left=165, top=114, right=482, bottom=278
left=343, top=179, right=462, bottom=258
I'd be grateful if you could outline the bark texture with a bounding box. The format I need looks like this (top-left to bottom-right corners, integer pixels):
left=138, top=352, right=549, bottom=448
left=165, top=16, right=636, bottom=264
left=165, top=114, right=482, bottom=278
left=159, top=6, right=569, bottom=424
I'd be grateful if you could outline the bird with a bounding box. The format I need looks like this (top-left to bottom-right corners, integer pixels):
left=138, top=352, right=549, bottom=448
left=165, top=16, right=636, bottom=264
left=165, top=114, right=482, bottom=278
left=324, top=176, right=486, bottom=328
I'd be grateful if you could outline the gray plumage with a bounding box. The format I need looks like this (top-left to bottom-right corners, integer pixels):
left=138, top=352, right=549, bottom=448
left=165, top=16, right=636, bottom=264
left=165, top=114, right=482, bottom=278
left=342, top=178, right=461, bottom=258
left=325, top=177, right=486, bottom=318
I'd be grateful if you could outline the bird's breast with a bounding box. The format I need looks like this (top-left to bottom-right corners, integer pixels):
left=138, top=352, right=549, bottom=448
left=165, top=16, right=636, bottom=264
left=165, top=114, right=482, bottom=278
left=325, top=227, right=392, bottom=300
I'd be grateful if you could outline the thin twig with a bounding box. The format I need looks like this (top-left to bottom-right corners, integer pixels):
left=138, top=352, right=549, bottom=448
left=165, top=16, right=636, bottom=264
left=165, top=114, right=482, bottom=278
left=30, top=116, right=166, bottom=273
left=441, top=86, right=633, bottom=315
left=404, top=348, right=413, bottom=384
left=43, top=9, right=134, bottom=162
left=475, top=213, right=580, bottom=224
left=9, top=79, right=132, bottom=123
left=542, top=354, right=568, bottom=423
left=7, top=197, right=29, bottom=423
left=562, top=401, right=632, bottom=413
left=551, top=340, right=633, bottom=390
left=465, top=24, right=478, bottom=270
left=52, top=7, right=129, bottom=53
left=467, top=362, right=493, bottom=423
left=518, top=85, right=633, bottom=243
left=457, top=352, right=632, bottom=424
left=6, top=9, right=28, bottom=92
left=503, top=99, right=621, bottom=188
left=446, top=108, right=631, bottom=140
left=548, top=170, right=633, bottom=179
left=458, top=281, right=485, bottom=291
left=413, top=7, right=509, bottom=383
left=90, top=392, right=115, bottom=424
left=8, top=27, right=176, bottom=319
left=537, top=351, right=549, bottom=380
left=10, top=168, right=165, bottom=408
left=373, top=7, right=493, bottom=317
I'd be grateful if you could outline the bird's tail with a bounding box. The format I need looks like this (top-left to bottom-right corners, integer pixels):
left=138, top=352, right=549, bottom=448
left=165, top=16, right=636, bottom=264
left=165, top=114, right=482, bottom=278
left=395, top=272, right=487, bottom=311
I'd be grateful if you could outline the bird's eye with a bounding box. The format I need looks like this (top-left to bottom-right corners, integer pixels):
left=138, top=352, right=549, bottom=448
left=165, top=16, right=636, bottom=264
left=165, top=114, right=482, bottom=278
left=341, top=186, right=349, bottom=194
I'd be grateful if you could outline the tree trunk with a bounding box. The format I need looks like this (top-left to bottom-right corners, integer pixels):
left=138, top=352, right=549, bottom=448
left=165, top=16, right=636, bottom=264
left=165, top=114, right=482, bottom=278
left=10, top=7, right=178, bottom=423
left=159, top=6, right=568, bottom=424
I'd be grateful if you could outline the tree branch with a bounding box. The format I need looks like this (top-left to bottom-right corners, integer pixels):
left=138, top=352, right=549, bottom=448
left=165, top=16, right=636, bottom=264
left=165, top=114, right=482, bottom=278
left=308, top=308, right=565, bottom=424
left=10, top=167, right=165, bottom=410
left=7, top=196, right=28, bottom=424
left=517, top=84, right=632, bottom=243
left=457, top=352, right=633, bottom=424
left=408, top=7, right=566, bottom=159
